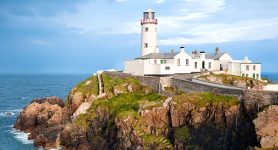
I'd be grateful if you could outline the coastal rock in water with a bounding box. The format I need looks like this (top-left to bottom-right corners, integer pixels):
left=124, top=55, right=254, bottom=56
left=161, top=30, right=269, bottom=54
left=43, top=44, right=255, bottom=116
left=253, top=105, right=278, bottom=148
left=14, top=97, right=67, bottom=148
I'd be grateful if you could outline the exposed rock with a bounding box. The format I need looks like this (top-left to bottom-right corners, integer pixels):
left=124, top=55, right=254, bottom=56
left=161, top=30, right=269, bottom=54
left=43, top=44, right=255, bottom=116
left=163, top=97, right=172, bottom=108
left=127, top=84, right=133, bottom=93
left=72, top=102, right=92, bottom=121
left=60, top=124, right=91, bottom=150
left=14, top=97, right=66, bottom=148
left=114, top=88, right=124, bottom=96
left=96, top=93, right=107, bottom=99
left=253, top=105, right=278, bottom=148
left=70, top=92, right=84, bottom=113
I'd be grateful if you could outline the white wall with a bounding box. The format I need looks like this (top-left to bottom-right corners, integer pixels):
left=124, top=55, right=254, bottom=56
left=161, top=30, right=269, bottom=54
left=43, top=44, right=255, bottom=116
left=240, top=63, right=261, bottom=79
left=228, top=62, right=241, bottom=76
left=141, top=23, right=157, bottom=56
left=173, top=52, right=192, bottom=73
left=124, top=60, right=144, bottom=76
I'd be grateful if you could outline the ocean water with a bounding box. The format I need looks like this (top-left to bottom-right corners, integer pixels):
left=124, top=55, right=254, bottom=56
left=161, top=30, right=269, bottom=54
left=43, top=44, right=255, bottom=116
left=0, top=74, right=88, bottom=150
left=0, top=73, right=277, bottom=150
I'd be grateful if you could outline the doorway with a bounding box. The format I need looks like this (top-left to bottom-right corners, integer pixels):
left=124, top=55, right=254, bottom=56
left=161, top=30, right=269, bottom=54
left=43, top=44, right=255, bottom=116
left=202, top=61, right=205, bottom=69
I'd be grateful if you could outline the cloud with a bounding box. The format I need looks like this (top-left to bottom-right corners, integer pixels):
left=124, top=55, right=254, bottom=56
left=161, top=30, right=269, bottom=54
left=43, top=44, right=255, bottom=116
left=155, top=0, right=166, bottom=4
left=31, top=40, right=51, bottom=46
left=159, top=17, right=278, bottom=45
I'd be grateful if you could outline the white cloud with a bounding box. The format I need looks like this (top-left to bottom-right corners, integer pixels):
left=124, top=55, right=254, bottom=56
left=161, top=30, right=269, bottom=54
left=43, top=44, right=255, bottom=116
left=159, top=17, right=278, bottom=45
left=155, top=0, right=165, bottom=4
left=31, top=40, right=51, bottom=46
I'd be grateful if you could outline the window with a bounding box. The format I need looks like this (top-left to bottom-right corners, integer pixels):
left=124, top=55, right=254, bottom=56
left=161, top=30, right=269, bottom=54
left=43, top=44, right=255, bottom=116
left=164, top=60, right=167, bottom=64
left=209, top=62, right=212, bottom=69
left=160, top=60, right=163, bottom=64
left=242, top=73, right=245, bottom=77
left=256, top=74, right=259, bottom=79
left=246, top=74, right=249, bottom=77
left=195, top=62, right=198, bottom=69
left=253, top=73, right=256, bottom=79
left=186, top=59, right=189, bottom=66
left=165, top=66, right=170, bottom=70
left=246, top=65, right=249, bottom=71
left=154, top=60, right=157, bottom=64
left=145, top=27, right=148, bottom=32
left=177, top=59, right=180, bottom=66
left=144, top=43, right=148, bottom=48
left=253, top=65, right=256, bottom=71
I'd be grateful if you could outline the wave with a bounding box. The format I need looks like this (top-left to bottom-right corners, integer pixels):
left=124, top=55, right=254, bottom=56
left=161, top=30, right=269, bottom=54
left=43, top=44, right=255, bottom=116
left=0, top=109, right=22, bottom=117
left=9, top=126, right=34, bottom=145
left=0, top=112, right=15, bottom=117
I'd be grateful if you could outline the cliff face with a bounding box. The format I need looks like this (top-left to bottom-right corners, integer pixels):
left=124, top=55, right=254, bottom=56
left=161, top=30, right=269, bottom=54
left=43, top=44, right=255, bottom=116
left=253, top=105, right=278, bottom=148
left=14, top=73, right=272, bottom=149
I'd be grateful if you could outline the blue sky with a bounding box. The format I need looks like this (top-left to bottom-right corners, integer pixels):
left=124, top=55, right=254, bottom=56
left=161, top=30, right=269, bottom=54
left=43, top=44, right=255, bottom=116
left=0, top=0, right=277, bottom=73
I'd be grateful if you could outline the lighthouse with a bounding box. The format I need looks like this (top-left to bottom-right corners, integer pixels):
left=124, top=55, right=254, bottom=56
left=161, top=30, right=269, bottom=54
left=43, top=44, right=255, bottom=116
left=141, top=8, right=158, bottom=56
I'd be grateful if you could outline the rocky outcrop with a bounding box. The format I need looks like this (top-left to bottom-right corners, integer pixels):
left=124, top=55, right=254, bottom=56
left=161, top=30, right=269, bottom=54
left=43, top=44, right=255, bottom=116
left=14, top=97, right=69, bottom=148
left=253, top=105, right=278, bottom=148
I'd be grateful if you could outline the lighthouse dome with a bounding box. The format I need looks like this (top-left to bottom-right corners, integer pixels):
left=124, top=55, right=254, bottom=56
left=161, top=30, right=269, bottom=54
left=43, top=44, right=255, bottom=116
left=145, top=8, right=154, bottom=12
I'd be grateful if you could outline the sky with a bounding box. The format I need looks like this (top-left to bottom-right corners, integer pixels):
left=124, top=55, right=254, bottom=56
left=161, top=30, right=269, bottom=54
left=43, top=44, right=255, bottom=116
left=0, top=0, right=277, bottom=74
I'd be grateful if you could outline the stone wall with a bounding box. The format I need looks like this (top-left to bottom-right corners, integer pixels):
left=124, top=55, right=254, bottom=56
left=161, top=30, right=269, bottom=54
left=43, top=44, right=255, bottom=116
left=172, top=78, right=244, bottom=98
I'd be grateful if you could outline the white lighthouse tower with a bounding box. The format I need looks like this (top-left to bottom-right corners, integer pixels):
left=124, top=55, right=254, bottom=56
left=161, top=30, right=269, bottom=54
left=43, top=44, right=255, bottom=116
left=141, top=8, right=158, bottom=56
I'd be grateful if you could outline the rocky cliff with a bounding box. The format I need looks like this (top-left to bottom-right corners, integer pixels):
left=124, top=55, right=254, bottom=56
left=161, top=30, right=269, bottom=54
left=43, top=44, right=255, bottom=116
left=14, top=73, right=277, bottom=149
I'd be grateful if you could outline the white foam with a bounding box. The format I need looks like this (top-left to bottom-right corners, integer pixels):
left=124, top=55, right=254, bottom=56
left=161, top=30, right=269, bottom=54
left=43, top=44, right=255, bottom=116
left=0, top=112, right=15, bottom=117
left=10, top=127, right=34, bottom=145
left=0, top=109, right=22, bottom=117
left=22, top=98, right=27, bottom=100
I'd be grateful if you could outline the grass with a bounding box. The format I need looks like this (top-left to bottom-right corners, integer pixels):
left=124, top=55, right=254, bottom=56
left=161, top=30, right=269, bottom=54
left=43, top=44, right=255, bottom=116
left=102, top=73, right=141, bottom=94
left=75, top=75, right=99, bottom=96
left=173, top=92, right=240, bottom=108
left=175, top=126, right=190, bottom=141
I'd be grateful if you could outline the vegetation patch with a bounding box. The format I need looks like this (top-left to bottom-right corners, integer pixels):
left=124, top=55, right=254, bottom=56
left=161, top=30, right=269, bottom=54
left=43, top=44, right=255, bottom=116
left=175, top=126, right=190, bottom=141
left=173, top=92, right=239, bottom=108
left=75, top=75, right=99, bottom=96
left=141, top=134, right=173, bottom=149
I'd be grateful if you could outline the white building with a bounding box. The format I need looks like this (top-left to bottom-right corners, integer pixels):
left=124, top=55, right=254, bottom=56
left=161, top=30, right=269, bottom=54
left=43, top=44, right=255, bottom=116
left=124, top=9, right=261, bottom=80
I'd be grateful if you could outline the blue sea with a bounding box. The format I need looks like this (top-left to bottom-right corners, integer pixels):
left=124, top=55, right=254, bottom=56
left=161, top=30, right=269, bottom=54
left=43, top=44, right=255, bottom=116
left=0, top=74, right=89, bottom=150
left=0, top=73, right=277, bottom=150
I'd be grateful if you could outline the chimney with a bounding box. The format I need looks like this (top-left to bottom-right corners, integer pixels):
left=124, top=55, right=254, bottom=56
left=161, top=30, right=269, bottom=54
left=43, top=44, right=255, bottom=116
left=180, top=46, right=185, bottom=53
left=192, top=50, right=198, bottom=55
left=171, top=49, right=175, bottom=53
left=215, top=47, right=220, bottom=54
left=200, top=51, right=206, bottom=58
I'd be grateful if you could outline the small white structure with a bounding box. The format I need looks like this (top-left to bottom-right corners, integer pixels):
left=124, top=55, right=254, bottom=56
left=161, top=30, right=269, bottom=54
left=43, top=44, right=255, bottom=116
left=124, top=9, right=262, bottom=79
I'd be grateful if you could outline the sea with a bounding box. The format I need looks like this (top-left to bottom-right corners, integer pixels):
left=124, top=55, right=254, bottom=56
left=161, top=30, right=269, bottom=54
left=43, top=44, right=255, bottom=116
left=0, top=73, right=277, bottom=150
left=0, top=74, right=89, bottom=150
